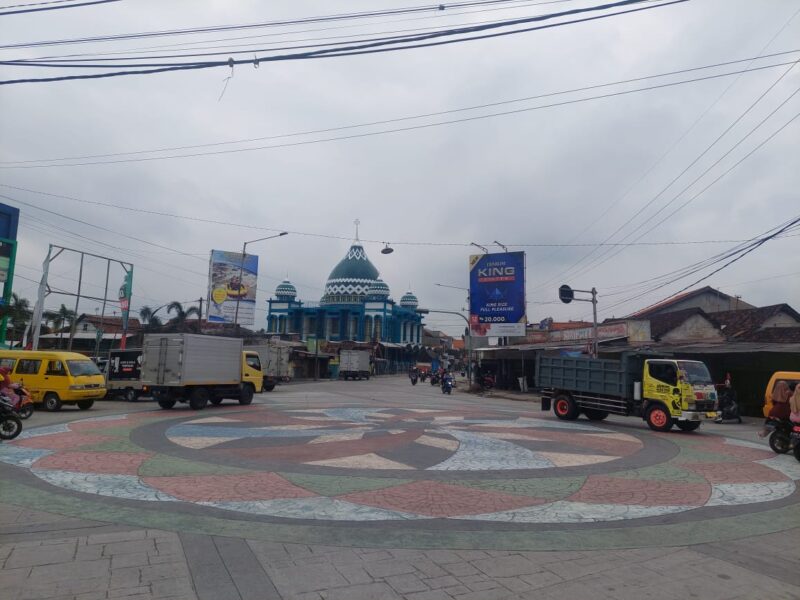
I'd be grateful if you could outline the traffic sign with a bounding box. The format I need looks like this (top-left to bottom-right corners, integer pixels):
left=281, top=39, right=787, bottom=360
left=558, top=284, right=574, bottom=304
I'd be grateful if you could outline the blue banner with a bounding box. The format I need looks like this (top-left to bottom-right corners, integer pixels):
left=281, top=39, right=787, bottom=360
left=469, top=251, right=526, bottom=336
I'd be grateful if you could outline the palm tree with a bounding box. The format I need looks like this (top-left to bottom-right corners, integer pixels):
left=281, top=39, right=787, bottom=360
left=139, top=305, right=154, bottom=325
left=8, top=294, right=31, bottom=347
left=167, top=301, right=200, bottom=332
left=48, top=304, right=76, bottom=349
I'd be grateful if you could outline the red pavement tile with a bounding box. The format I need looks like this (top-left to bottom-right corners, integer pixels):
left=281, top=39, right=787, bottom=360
left=33, top=451, right=153, bottom=475
left=690, top=441, right=774, bottom=462
left=142, top=472, right=317, bottom=502
left=341, top=480, right=546, bottom=517
left=69, top=419, right=131, bottom=432
left=682, top=462, right=790, bottom=484
left=14, top=432, right=115, bottom=450
left=568, top=475, right=711, bottom=506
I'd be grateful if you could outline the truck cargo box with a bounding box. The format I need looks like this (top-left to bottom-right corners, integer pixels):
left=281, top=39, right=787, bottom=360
left=141, top=334, right=242, bottom=387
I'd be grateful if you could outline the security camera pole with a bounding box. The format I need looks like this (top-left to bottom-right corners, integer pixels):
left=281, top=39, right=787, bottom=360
left=559, top=284, right=599, bottom=358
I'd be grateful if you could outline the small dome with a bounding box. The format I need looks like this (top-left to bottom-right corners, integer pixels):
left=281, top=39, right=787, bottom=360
left=275, top=279, right=297, bottom=300
left=366, top=279, right=391, bottom=300
left=400, top=290, right=419, bottom=309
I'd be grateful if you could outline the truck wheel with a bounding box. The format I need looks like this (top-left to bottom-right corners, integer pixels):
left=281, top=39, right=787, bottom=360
left=123, top=388, right=136, bottom=403
left=263, top=382, right=276, bottom=392
left=189, top=388, right=209, bottom=410
left=646, top=405, right=674, bottom=432
left=553, top=394, right=579, bottom=421
left=43, top=393, right=62, bottom=412
left=583, top=409, right=609, bottom=421
left=77, top=400, right=94, bottom=410
left=676, top=421, right=701, bottom=432
left=239, top=384, right=254, bottom=405
left=158, top=399, right=176, bottom=410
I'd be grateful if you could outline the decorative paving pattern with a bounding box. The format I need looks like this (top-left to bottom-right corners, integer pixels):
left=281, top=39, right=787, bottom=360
left=0, top=405, right=798, bottom=528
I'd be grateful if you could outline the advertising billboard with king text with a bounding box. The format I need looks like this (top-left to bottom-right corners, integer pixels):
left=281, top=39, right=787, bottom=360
left=469, top=251, right=526, bottom=336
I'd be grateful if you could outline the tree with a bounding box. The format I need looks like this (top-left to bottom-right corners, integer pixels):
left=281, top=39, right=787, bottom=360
left=48, top=304, right=76, bottom=349
left=166, top=301, right=200, bottom=332
left=8, top=294, right=31, bottom=347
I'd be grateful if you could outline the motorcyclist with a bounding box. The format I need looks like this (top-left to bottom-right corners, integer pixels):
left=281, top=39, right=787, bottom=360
left=715, top=377, right=741, bottom=423
left=0, top=367, right=19, bottom=405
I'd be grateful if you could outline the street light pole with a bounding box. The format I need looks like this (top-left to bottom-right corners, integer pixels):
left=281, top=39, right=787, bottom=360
left=433, top=282, right=473, bottom=385
left=233, top=232, right=288, bottom=328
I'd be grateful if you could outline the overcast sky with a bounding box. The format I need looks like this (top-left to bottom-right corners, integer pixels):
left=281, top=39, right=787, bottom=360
left=1, top=0, right=798, bottom=335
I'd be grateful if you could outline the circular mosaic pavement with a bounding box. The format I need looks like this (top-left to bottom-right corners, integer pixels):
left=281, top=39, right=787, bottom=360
left=2, top=405, right=799, bottom=528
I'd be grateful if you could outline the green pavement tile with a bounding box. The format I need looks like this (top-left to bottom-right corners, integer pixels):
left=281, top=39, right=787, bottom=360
left=452, top=476, right=586, bottom=499
left=139, top=455, right=249, bottom=477
left=94, top=426, right=137, bottom=437
left=669, top=447, right=739, bottom=464
left=79, top=438, right=146, bottom=453
left=279, top=472, right=411, bottom=496
left=610, top=464, right=706, bottom=482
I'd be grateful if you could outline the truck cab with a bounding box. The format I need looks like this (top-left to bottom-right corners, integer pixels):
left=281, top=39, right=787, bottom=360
left=242, top=351, right=264, bottom=393
left=641, top=359, right=717, bottom=430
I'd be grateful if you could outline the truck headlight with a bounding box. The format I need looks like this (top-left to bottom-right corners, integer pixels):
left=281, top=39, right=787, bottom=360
left=687, top=402, right=696, bottom=411
left=69, top=385, right=86, bottom=390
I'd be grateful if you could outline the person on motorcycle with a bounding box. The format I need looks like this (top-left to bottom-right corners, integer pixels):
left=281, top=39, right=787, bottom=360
left=790, top=383, right=800, bottom=424
left=759, top=380, right=792, bottom=437
left=715, top=378, right=741, bottom=423
left=0, top=367, right=19, bottom=405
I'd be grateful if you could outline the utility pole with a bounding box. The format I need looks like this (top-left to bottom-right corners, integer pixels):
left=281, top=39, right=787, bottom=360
left=198, top=297, right=204, bottom=333
left=558, top=284, right=599, bottom=358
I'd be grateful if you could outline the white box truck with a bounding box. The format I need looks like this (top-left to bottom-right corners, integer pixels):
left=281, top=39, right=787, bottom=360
left=141, top=334, right=263, bottom=410
left=248, top=342, right=291, bottom=391
left=339, top=349, right=371, bottom=380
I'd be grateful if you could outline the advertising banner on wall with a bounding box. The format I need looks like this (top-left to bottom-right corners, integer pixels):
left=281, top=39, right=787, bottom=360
left=207, top=250, right=259, bottom=326
left=469, top=251, right=526, bottom=337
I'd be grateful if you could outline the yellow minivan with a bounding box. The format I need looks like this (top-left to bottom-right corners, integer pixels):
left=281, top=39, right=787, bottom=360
left=0, top=350, right=106, bottom=411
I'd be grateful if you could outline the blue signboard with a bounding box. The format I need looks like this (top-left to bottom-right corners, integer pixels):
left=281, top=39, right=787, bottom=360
left=469, top=251, right=526, bottom=336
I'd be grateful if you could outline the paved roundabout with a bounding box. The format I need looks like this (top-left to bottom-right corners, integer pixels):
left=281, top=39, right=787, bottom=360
left=1, top=401, right=799, bottom=550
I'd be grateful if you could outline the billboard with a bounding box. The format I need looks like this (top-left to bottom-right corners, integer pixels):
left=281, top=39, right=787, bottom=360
left=207, top=250, right=258, bottom=326
left=469, top=251, right=526, bottom=337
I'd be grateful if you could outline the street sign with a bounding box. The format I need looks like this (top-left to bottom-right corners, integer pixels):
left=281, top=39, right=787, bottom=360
left=559, top=284, right=574, bottom=304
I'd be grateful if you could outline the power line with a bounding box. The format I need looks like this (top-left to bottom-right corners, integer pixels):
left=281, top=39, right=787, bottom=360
left=4, top=60, right=793, bottom=170
left=0, top=0, right=119, bottom=17
left=4, top=184, right=796, bottom=250
left=4, top=49, right=796, bottom=167
left=0, top=0, right=539, bottom=49
left=0, top=0, right=688, bottom=84
left=532, top=59, right=800, bottom=293
left=526, top=4, right=800, bottom=272
left=23, top=0, right=572, bottom=63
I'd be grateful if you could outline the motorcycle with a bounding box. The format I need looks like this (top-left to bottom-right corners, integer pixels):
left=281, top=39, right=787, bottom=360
left=479, top=373, right=495, bottom=392
left=4, top=385, right=33, bottom=420
left=765, top=419, right=794, bottom=454
left=430, top=373, right=440, bottom=386
left=0, top=395, right=23, bottom=440
left=714, top=385, right=742, bottom=423
left=410, top=374, right=418, bottom=386
left=792, top=424, right=800, bottom=463
left=442, top=377, right=454, bottom=395
left=420, top=371, right=428, bottom=383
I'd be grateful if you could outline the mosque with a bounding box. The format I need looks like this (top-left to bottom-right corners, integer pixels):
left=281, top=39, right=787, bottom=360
left=265, top=235, right=424, bottom=344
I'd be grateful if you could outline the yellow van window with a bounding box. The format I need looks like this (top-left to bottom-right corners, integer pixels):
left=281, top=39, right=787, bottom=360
left=246, top=354, right=261, bottom=371
left=16, top=359, right=42, bottom=375
left=0, top=358, right=16, bottom=370
left=46, top=360, right=67, bottom=376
